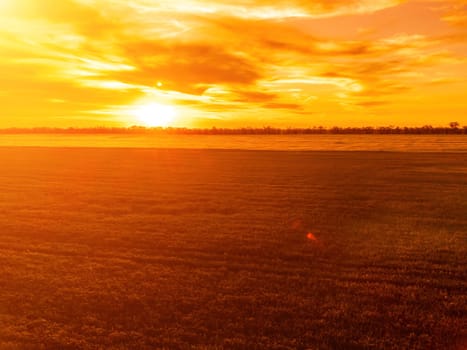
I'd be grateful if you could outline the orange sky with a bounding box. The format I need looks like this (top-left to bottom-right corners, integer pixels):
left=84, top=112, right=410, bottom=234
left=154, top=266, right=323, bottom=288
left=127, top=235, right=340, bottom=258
left=0, top=0, right=466, bottom=128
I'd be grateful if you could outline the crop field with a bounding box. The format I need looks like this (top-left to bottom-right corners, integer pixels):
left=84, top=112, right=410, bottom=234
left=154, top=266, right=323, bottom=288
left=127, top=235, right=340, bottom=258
left=0, top=147, right=466, bottom=349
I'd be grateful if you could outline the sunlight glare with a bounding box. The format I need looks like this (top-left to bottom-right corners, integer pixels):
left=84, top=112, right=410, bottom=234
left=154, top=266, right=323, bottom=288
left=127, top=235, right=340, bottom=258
left=132, top=103, right=177, bottom=127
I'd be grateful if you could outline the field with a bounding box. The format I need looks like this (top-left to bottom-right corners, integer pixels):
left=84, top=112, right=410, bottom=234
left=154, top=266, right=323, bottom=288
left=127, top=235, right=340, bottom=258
left=0, top=147, right=466, bottom=349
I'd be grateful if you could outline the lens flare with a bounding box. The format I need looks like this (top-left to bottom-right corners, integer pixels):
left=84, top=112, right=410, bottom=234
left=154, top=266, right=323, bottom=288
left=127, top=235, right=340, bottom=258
left=307, top=232, right=317, bottom=241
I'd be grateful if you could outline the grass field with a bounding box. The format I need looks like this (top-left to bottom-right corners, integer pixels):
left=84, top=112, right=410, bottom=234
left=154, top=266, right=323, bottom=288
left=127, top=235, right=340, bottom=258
left=0, top=148, right=466, bottom=349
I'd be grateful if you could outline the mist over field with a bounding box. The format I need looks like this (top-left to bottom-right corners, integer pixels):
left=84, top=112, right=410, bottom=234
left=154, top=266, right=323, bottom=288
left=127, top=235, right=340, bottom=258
left=0, top=147, right=465, bottom=349
left=1, top=134, right=467, bottom=152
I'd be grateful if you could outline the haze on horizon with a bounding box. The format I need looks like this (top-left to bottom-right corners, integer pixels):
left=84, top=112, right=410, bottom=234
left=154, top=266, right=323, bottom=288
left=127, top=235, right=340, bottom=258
left=0, top=0, right=466, bottom=128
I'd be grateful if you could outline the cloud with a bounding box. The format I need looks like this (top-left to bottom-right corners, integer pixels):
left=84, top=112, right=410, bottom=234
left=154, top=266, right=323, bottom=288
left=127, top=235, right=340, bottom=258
left=0, top=0, right=466, bottom=127
left=115, top=42, right=262, bottom=91
left=263, top=102, right=303, bottom=110
left=109, top=0, right=404, bottom=19
left=441, top=3, right=467, bottom=26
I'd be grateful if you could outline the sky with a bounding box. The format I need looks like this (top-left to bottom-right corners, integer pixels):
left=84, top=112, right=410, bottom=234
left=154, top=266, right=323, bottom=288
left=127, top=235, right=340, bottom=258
left=0, top=0, right=466, bottom=128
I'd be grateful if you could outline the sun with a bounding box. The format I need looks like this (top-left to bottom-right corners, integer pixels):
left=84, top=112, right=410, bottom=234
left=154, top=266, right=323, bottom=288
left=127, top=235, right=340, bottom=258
left=132, top=103, right=177, bottom=127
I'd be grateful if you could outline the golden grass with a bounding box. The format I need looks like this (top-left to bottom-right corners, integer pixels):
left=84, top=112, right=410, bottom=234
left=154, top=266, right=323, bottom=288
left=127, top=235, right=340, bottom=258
left=0, top=148, right=466, bottom=349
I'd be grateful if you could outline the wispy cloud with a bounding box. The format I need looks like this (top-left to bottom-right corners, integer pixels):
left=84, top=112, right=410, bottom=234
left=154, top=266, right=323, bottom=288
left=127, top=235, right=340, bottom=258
left=0, top=0, right=465, bottom=127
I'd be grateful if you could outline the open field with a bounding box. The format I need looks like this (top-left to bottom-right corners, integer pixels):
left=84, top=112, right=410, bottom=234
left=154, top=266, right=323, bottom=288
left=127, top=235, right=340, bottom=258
left=0, top=148, right=466, bottom=349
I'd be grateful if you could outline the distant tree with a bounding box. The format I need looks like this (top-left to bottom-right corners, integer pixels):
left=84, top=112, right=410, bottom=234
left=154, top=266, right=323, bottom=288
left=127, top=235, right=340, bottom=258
left=449, top=121, right=460, bottom=129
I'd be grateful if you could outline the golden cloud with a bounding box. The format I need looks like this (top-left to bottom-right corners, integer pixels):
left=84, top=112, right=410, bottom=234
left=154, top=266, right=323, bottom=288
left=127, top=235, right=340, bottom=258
left=0, top=0, right=465, bottom=127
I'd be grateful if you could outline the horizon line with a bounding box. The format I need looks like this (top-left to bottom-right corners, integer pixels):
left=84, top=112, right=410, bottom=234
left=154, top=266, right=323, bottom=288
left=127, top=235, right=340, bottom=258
left=0, top=125, right=465, bottom=135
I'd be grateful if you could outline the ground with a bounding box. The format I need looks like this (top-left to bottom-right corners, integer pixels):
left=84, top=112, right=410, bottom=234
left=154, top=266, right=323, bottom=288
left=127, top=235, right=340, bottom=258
left=0, top=148, right=466, bottom=349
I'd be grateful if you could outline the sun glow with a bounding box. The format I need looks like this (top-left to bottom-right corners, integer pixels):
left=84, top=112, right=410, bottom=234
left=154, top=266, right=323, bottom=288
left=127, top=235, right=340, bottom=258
left=0, top=0, right=466, bottom=128
left=132, top=103, right=177, bottom=127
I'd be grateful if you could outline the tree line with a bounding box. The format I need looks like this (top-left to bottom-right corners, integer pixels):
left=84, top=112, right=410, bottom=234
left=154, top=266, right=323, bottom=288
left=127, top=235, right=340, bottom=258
left=1, top=124, right=466, bottom=135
